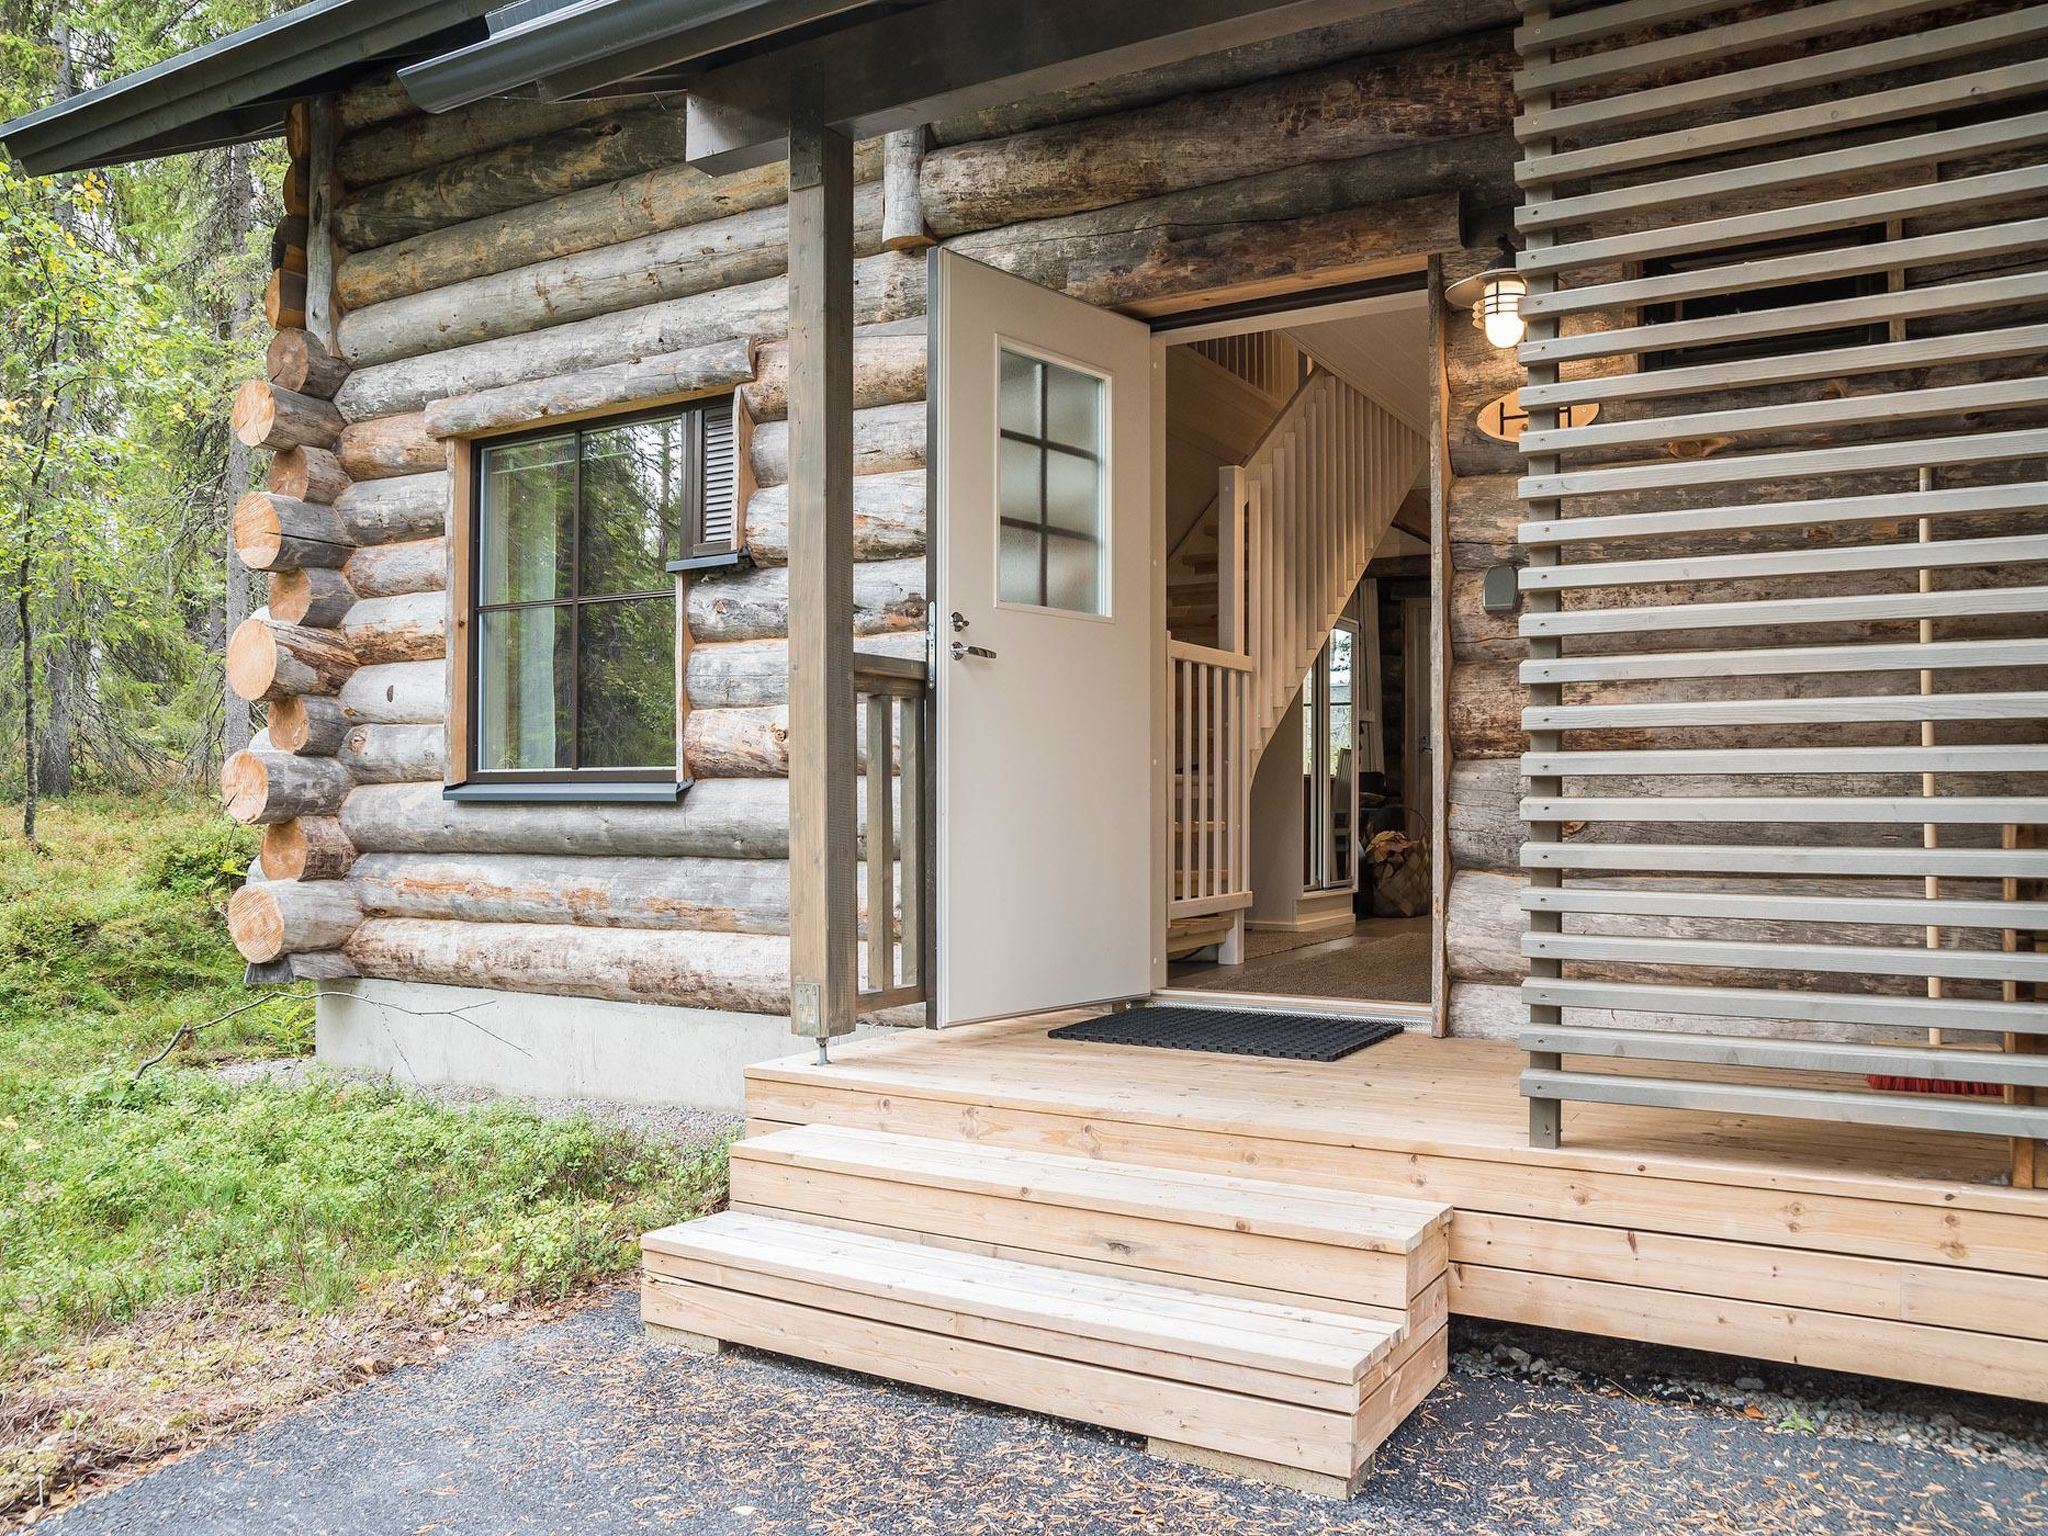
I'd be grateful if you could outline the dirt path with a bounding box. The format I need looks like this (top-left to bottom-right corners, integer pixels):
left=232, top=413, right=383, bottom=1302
left=42, top=1293, right=2048, bottom=1535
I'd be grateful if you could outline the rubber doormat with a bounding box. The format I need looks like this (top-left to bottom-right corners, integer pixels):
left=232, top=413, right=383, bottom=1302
left=1047, top=1006, right=1406, bottom=1063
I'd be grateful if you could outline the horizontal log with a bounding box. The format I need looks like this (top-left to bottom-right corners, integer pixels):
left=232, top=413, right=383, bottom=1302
left=268, top=445, right=349, bottom=504
left=338, top=777, right=803, bottom=858
left=270, top=694, right=351, bottom=755
left=232, top=380, right=343, bottom=451
left=345, top=536, right=446, bottom=599
left=266, top=329, right=349, bottom=398
left=221, top=748, right=353, bottom=825
left=953, top=188, right=1464, bottom=317
left=744, top=468, right=925, bottom=565
left=269, top=568, right=357, bottom=629
left=685, top=706, right=787, bottom=779
left=228, top=880, right=364, bottom=963
left=343, top=918, right=792, bottom=1013
left=227, top=617, right=357, bottom=702
left=339, top=185, right=883, bottom=370
left=925, top=33, right=1514, bottom=237
left=345, top=852, right=795, bottom=933
left=282, top=160, right=306, bottom=218
left=749, top=401, right=925, bottom=488
left=339, top=661, right=444, bottom=725
left=343, top=591, right=445, bottom=665
left=687, top=558, right=926, bottom=644
left=337, top=97, right=618, bottom=191
left=234, top=492, right=351, bottom=572
left=338, top=722, right=447, bottom=784
left=334, top=472, right=449, bottom=545
left=684, top=632, right=925, bottom=709
left=335, top=74, right=415, bottom=138
left=334, top=101, right=693, bottom=251
left=291, top=951, right=361, bottom=980
left=421, top=337, right=757, bottom=439
left=336, top=412, right=442, bottom=479
left=335, top=250, right=924, bottom=421
left=740, top=330, right=926, bottom=421
left=261, top=816, right=357, bottom=882
left=265, top=268, right=307, bottom=331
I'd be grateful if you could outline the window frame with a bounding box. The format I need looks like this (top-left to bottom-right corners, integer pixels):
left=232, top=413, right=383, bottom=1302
left=453, top=399, right=726, bottom=796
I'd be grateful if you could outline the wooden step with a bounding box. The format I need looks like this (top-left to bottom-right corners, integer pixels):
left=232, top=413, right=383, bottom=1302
left=728, top=1123, right=1450, bottom=1313
left=643, top=1210, right=1447, bottom=1496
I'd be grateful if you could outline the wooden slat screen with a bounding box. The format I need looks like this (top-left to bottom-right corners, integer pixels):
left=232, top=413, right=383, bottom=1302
left=1512, top=0, right=2048, bottom=1171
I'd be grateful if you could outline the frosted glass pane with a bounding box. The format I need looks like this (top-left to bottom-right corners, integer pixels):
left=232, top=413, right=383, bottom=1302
left=999, top=350, right=1040, bottom=436
left=1045, top=533, right=1101, bottom=614
left=1044, top=361, right=1101, bottom=454
left=999, top=437, right=1038, bottom=525
left=1044, top=447, right=1099, bottom=538
left=998, top=523, right=1041, bottom=606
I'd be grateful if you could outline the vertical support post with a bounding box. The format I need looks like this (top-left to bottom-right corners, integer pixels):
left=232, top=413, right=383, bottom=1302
left=1218, top=465, right=1245, bottom=655
left=785, top=117, right=858, bottom=1053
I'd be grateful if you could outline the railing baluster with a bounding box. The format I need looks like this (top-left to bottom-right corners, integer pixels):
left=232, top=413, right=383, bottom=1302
left=897, top=691, right=924, bottom=991
left=865, top=688, right=895, bottom=996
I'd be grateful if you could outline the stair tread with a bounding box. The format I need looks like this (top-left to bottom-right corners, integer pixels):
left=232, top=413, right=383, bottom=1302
left=645, top=1210, right=1396, bottom=1383
left=734, top=1123, right=1449, bottom=1252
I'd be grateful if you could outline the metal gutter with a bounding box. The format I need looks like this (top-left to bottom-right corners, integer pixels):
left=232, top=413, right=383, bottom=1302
left=0, top=0, right=494, bottom=176
left=396, top=0, right=879, bottom=112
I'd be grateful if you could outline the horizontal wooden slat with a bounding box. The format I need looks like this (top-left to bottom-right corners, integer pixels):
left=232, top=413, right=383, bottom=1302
left=1512, top=0, right=1957, bottom=97
left=1520, top=427, right=2048, bottom=500
left=1519, top=583, right=2048, bottom=639
left=1519, top=843, right=2048, bottom=877
left=1519, top=322, right=2048, bottom=411
left=1518, top=54, right=2048, bottom=186
left=1519, top=533, right=2048, bottom=591
left=1525, top=690, right=2048, bottom=731
left=1522, top=931, right=2048, bottom=984
left=1167, top=639, right=1254, bottom=671
left=1518, top=110, right=2048, bottom=234
left=1512, top=0, right=1737, bottom=53
left=1520, top=378, right=2048, bottom=458
left=1521, top=268, right=2048, bottom=367
left=1520, top=163, right=2048, bottom=278
left=1519, top=885, right=2048, bottom=932
left=1520, top=1069, right=2048, bottom=1138
left=1518, top=482, right=2048, bottom=547
left=1520, top=796, right=2048, bottom=826
left=1520, top=637, right=2048, bottom=685
left=1515, top=5, right=2048, bottom=141
left=1522, top=975, right=2048, bottom=1035
left=1523, top=1027, right=2048, bottom=1089
left=1522, top=744, right=2048, bottom=776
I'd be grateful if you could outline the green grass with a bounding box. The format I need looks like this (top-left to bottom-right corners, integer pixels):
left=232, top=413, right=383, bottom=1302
left=0, top=795, right=728, bottom=1369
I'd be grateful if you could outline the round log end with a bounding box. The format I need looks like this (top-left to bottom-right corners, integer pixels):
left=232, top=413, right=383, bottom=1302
left=226, top=618, right=282, bottom=703
left=231, top=379, right=277, bottom=449
left=228, top=883, right=288, bottom=963
left=269, top=694, right=315, bottom=752
left=233, top=491, right=284, bottom=570
left=261, top=817, right=358, bottom=882
left=220, top=750, right=271, bottom=825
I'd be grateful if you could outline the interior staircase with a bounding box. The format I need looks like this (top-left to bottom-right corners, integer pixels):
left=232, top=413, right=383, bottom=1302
left=1165, top=360, right=1428, bottom=957
left=643, top=1123, right=1452, bottom=1496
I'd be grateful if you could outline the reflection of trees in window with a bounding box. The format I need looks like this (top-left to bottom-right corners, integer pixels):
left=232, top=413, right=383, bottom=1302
left=472, top=405, right=724, bottom=779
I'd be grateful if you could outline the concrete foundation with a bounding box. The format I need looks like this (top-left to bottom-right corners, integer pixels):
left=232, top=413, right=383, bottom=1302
left=316, top=978, right=884, bottom=1110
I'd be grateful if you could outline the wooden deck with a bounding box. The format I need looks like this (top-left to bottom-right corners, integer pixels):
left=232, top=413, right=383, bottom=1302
left=746, top=1019, right=2048, bottom=1402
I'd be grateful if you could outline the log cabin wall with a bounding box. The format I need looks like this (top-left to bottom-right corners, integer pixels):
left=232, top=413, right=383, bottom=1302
left=216, top=1, right=1531, bottom=1023
left=1446, top=0, right=2048, bottom=1138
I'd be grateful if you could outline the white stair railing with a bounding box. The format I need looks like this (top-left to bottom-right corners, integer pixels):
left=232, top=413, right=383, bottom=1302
left=1165, top=368, right=1427, bottom=932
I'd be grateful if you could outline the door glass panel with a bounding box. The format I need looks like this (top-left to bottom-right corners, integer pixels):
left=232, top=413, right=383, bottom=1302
left=995, top=344, right=1106, bottom=615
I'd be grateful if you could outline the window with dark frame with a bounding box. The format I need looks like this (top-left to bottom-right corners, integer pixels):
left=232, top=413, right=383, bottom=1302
left=468, top=398, right=737, bottom=784
left=1638, top=226, right=1888, bottom=372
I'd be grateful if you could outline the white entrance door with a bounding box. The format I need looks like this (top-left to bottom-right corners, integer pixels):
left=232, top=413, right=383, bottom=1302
left=931, top=250, right=1157, bottom=1026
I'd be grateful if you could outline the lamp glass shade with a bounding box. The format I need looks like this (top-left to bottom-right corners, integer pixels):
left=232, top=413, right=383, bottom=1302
left=1477, top=271, right=1528, bottom=350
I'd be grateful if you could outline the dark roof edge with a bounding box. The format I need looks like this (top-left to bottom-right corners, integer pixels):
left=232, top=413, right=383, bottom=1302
left=0, top=0, right=494, bottom=176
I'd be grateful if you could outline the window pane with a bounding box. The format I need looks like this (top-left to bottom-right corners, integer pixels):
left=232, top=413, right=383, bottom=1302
left=577, top=598, right=676, bottom=770
left=998, top=522, right=1041, bottom=607
left=477, top=606, right=572, bottom=771
left=1045, top=532, right=1100, bottom=614
left=1044, top=361, right=1101, bottom=455
left=999, top=350, right=1041, bottom=436
left=479, top=435, right=575, bottom=605
left=580, top=416, right=685, bottom=596
left=1044, top=447, right=1099, bottom=539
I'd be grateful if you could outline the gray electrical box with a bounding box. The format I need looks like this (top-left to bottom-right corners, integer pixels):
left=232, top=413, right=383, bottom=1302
left=1482, top=564, right=1519, bottom=614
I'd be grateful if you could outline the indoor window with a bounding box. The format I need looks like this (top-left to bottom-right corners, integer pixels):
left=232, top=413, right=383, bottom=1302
left=467, top=401, right=735, bottom=787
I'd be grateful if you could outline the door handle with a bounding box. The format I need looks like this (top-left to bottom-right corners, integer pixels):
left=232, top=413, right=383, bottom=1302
left=951, top=641, right=997, bottom=661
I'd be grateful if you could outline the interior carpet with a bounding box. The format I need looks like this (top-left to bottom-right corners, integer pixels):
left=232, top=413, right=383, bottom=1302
left=1046, top=1006, right=1406, bottom=1063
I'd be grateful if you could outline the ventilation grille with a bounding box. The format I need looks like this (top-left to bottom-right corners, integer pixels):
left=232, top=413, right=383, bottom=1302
left=695, top=399, right=739, bottom=555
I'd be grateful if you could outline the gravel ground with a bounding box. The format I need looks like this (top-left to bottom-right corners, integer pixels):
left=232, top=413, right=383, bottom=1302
left=44, top=1291, right=2048, bottom=1536
left=214, top=1058, right=743, bottom=1146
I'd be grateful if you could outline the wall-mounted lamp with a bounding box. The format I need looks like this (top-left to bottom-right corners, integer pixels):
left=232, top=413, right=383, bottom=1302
left=1445, top=237, right=1528, bottom=351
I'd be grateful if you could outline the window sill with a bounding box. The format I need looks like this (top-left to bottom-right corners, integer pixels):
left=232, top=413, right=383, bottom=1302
left=666, top=549, right=747, bottom=575
left=443, top=780, right=691, bottom=805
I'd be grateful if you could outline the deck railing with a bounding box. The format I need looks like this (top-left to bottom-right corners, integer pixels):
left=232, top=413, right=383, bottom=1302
left=1168, top=639, right=1254, bottom=921
left=854, top=650, right=931, bottom=1013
